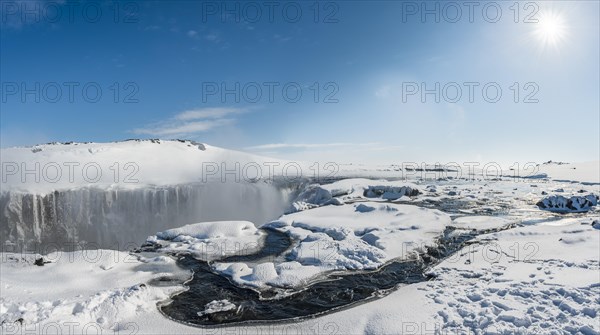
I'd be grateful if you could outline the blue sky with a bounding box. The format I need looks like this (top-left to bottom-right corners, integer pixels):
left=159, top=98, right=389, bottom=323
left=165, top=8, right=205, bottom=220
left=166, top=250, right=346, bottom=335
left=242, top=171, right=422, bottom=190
left=1, top=0, right=599, bottom=164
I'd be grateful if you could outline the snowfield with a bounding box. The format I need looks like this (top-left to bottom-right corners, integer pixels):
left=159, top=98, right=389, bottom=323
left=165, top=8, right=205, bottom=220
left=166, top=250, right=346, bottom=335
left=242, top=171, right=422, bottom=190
left=426, top=217, right=600, bottom=334
left=1, top=142, right=599, bottom=334
left=0, top=140, right=289, bottom=192
left=0, top=250, right=189, bottom=332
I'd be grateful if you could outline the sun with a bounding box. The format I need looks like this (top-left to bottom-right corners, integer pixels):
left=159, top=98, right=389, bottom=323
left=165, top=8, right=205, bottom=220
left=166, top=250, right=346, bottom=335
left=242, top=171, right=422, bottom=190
left=533, top=10, right=568, bottom=49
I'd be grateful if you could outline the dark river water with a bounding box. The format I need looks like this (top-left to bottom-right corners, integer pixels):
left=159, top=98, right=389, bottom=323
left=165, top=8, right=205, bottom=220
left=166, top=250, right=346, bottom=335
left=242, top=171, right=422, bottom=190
left=157, top=227, right=475, bottom=327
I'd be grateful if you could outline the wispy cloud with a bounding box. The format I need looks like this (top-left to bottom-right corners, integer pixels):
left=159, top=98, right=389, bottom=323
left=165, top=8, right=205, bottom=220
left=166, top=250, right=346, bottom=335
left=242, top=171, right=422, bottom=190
left=273, top=34, right=292, bottom=43
left=175, top=107, right=243, bottom=120
left=204, top=32, right=220, bottom=42
left=186, top=29, right=222, bottom=44
left=143, top=25, right=161, bottom=31
left=246, top=142, right=381, bottom=150
left=375, top=85, right=391, bottom=98
left=132, top=107, right=246, bottom=137
left=133, top=119, right=234, bottom=137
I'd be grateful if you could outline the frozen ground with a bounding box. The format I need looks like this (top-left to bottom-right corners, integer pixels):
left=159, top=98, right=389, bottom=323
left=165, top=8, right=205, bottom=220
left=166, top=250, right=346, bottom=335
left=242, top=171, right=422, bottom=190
left=1, top=142, right=599, bottom=334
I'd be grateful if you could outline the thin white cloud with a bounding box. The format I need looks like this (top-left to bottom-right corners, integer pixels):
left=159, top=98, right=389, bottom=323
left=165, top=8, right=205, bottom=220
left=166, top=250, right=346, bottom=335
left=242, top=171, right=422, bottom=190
left=375, top=85, right=391, bottom=98
left=246, top=142, right=381, bottom=150
left=131, top=108, right=245, bottom=137
left=273, top=34, right=292, bottom=43
left=144, top=25, right=161, bottom=31
left=204, top=32, right=220, bottom=42
left=133, top=119, right=233, bottom=137
left=175, top=107, right=244, bottom=120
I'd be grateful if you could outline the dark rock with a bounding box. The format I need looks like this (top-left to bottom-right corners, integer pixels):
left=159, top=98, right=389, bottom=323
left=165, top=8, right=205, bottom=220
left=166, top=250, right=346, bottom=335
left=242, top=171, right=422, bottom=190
left=537, top=194, right=598, bottom=213
left=364, top=185, right=420, bottom=200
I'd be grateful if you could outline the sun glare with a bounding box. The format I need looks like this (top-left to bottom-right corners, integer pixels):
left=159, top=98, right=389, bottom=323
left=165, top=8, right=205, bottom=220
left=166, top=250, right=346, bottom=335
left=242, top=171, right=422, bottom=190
left=533, top=10, right=568, bottom=49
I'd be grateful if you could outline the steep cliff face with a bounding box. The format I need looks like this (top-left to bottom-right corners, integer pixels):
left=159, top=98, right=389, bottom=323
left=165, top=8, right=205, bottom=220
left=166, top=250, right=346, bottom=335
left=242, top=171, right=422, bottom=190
left=1, top=182, right=295, bottom=252
left=0, top=140, right=306, bottom=251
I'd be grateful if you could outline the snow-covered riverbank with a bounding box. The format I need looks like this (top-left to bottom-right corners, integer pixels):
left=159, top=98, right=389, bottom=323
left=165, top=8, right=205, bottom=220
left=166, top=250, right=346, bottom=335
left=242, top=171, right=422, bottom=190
left=1, top=142, right=598, bottom=334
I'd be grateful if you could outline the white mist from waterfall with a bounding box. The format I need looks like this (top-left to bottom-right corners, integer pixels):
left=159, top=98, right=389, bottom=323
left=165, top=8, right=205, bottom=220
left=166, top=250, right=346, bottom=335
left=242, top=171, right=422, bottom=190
left=1, top=182, right=296, bottom=251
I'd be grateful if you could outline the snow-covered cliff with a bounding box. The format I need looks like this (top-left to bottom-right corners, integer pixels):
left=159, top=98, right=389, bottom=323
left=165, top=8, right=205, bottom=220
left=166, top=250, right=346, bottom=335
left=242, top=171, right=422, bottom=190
left=0, top=140, right=299, bottom=250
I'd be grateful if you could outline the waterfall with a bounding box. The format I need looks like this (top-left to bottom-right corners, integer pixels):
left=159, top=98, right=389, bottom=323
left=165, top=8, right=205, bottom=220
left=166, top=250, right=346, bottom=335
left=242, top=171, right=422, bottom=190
left=0, top=182, right=298, bottom=252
